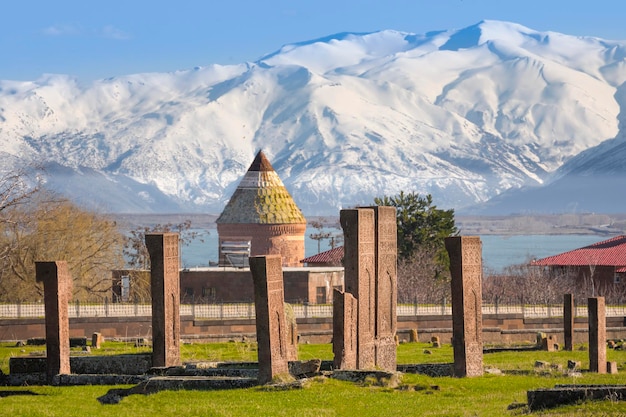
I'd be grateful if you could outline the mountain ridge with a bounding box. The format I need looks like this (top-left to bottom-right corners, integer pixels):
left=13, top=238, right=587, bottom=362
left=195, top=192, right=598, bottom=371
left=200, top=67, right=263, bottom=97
left=2, top=20, right=625, bottom=215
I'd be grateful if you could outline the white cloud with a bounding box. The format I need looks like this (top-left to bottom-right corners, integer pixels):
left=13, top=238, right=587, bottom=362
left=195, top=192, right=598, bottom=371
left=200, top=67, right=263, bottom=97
left=40, top=24, right=130, bottom=40
left=42, top=24, right=82, bottom=36
left=100, top=25, right=131, bottom=40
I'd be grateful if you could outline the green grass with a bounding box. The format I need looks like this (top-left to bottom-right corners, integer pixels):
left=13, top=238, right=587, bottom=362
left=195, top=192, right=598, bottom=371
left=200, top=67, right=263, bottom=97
left=2, top=341, right=626, bottom=416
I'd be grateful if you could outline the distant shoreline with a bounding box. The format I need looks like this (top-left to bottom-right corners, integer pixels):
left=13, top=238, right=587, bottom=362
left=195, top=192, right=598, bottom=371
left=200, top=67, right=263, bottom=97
left=110, top=212, right=626, bottom=237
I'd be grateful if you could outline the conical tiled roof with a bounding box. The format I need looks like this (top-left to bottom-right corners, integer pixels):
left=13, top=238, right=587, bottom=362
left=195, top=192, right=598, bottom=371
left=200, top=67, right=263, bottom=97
left=216, top=151, right=306, bottom=224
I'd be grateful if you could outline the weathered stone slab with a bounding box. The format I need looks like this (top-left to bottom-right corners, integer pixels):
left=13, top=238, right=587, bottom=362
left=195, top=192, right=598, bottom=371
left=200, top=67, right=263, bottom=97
left=26, top=337, right=88, bottom=347
left=10, top=354, right=152, bottom=375
left=588, top=297, right=606, bottom=373
left=146, top=233, right=181, bottom=368
left=332, top=289, right=357, bottom=370
left=331, top=369, right=401, bottom=388
left=285, top=303, right=298, bottom=361
left=445, top=236, right=483, bottom=377
left=92, top=332, right=104, bottom=349
left=563, top=294, right=574, bottom=351
left=250, top=255, right=290, bottom=384
left=288, top=359, right=322, bottom=378
left=397, top=363, right=454, bottom=377
left=371, top=206, right=397, bottom=372
left=53, top=374, right=148, bottom=386
left=98, top=376, right=259, bottom=404
left=341, top=208, right=376, bottom=369
left=540, top=335, right=558, bottom=352
left=528, top=385, right=626, bottom=411
left=35, top=261, right=72, bottom=383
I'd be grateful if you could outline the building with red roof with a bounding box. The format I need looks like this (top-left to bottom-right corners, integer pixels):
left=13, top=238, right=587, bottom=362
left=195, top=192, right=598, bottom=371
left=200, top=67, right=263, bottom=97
left=530, top=235, right=626, bottom=291
left=301, top=246, right=344, bottom=267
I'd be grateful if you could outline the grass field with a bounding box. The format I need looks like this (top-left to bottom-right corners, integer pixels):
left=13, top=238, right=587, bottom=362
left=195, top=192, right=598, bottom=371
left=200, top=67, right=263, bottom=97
left=2, top=341, right=626, bottom=416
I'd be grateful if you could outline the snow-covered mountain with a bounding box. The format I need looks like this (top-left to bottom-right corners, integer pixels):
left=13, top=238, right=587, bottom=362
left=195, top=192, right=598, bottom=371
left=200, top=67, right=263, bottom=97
left=2, top=20, right=626, bottom=215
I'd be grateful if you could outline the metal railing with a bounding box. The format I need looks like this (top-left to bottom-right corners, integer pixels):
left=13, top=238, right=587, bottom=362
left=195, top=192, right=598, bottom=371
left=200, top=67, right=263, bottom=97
left=2, top=301, right=626, bottom=320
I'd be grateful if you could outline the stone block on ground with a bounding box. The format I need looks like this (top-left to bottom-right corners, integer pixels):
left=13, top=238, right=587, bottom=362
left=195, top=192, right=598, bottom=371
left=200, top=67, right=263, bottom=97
left=288, top=359, right=322, bottom=378
left=331, top=369, right=401, bottom=388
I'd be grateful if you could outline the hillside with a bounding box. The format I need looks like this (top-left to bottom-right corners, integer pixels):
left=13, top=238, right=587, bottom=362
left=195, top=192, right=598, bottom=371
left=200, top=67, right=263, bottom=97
left=2, top=20, right=626, bottom=215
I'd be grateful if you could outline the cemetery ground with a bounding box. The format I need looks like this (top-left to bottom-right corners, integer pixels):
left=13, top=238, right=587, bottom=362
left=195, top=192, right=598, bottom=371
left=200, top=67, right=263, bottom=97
left=2, top=341, right=626, bottom=416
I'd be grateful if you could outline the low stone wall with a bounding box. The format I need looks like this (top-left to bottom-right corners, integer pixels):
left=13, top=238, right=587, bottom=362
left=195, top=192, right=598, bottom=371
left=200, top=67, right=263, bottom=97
left=528, top=385, right=626, bottom=411
left=1, top=314, right=626, bottom=345
left=10, top=354, right=152, bottom=375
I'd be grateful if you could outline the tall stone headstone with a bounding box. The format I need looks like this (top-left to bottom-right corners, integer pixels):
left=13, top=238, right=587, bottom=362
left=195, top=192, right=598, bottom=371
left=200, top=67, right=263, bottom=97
left=146, top=233, right=181, bottom=368
left=341, top=208, right=376, bottom=369
left=250, top=255, right=290, bottom=384
left=563, top=294, right=574, bottom=351
left=333, top=289, right=357, bottom=370
left=445, top=236, right=483, bottom=377
left=371, top=205, right=397, bottom=372
left=588, top=296, right=606, bottom=374
left=36, top=261, right=72, bottom=382
left=284, top=303, right=299, bottom=362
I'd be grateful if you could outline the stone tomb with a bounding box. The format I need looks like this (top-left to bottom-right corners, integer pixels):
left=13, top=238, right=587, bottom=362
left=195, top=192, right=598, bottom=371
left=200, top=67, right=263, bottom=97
left=35, top=261, right=73, bottom=383
left=445, top=236, right=484, bottom=377
left=249, top=255, right=290, bottom=384
left=145, top=233, right=181, bottom=368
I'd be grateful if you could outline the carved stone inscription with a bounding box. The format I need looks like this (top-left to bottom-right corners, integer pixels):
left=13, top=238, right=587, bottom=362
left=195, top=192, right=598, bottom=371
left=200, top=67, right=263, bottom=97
left=36, top=261, right=72, bottom=382
left=371, top=206, right=397, bottom=372
left=333, top=289, right=358, bottom=369
left=146, top=233, right=181, bottom=367
left=588, top=297, right=606, bottom=374
left=445, top=236, right=483, bottom=377
left=341, top=208, right=376, bottom=369
left=250, top=255, right=289, bottom=384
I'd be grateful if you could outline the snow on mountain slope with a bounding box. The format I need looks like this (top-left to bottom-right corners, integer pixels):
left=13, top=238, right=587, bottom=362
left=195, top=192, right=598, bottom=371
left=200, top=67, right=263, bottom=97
left=1, top=20, right=625, bottom=214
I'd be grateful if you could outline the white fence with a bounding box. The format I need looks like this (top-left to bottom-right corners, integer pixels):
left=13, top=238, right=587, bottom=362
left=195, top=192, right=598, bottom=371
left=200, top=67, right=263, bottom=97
left=2, top=302, right=626, bottom=320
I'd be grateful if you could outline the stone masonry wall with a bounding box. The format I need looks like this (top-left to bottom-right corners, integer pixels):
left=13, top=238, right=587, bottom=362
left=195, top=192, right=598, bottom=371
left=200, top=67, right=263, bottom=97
left=2, top=314, right=625, bottom=345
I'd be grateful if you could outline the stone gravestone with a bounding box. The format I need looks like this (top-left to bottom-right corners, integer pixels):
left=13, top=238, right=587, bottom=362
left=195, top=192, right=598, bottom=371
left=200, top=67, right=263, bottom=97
left=333, top=289, right=357, bottom=369
left=341, top=208, right=376, bottom=369
left=91, top=332, right=104, bottom=349
left=445, top=236, right=484, bottom=377
left=588, top=296, right=606, bottom=374
left=249, top=255, right=290, bottom=384
left=339, top=206, right=398, bottom=371
left=563, top=294, right=574, bottom=351
left=146, top=233, right=181, bottom=368
left=284, top=303, right=298, bottom=362
left=370, top=206, right=397, bottom=372
left=36, top=261, right=72, bottom=383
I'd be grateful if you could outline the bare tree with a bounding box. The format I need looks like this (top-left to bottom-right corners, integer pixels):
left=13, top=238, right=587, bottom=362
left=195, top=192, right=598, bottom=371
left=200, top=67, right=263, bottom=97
left=123, top=220, right=206, bottom=269
left=397, top=244, right=451, bottom=304
left=0, top=167, right=40, bottom=215
left=483, top=261, right=577, bottom=305
left=0, top=192, right=125, bottom=301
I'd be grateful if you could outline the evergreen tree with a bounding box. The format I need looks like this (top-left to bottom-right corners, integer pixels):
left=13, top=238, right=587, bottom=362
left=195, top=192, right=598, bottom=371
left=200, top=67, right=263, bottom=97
left=374, top=191, right=457, bottom=261
left=374, top=191, right=457, bottom=302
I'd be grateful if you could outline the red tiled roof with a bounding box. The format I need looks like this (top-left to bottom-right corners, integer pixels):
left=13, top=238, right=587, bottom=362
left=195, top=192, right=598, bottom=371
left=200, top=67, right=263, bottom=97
left=531, top=235, right=626, bottom=267
left=301, top=246, right=344, bottom=264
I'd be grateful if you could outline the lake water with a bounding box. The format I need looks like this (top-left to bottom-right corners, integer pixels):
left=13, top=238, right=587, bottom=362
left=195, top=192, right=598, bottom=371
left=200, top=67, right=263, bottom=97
left=179, top=227, right=608, bottom=273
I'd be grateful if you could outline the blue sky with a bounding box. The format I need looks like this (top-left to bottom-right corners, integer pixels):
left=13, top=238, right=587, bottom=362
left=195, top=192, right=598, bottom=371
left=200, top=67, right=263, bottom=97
left=3, top=0, right=626, bottom=83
